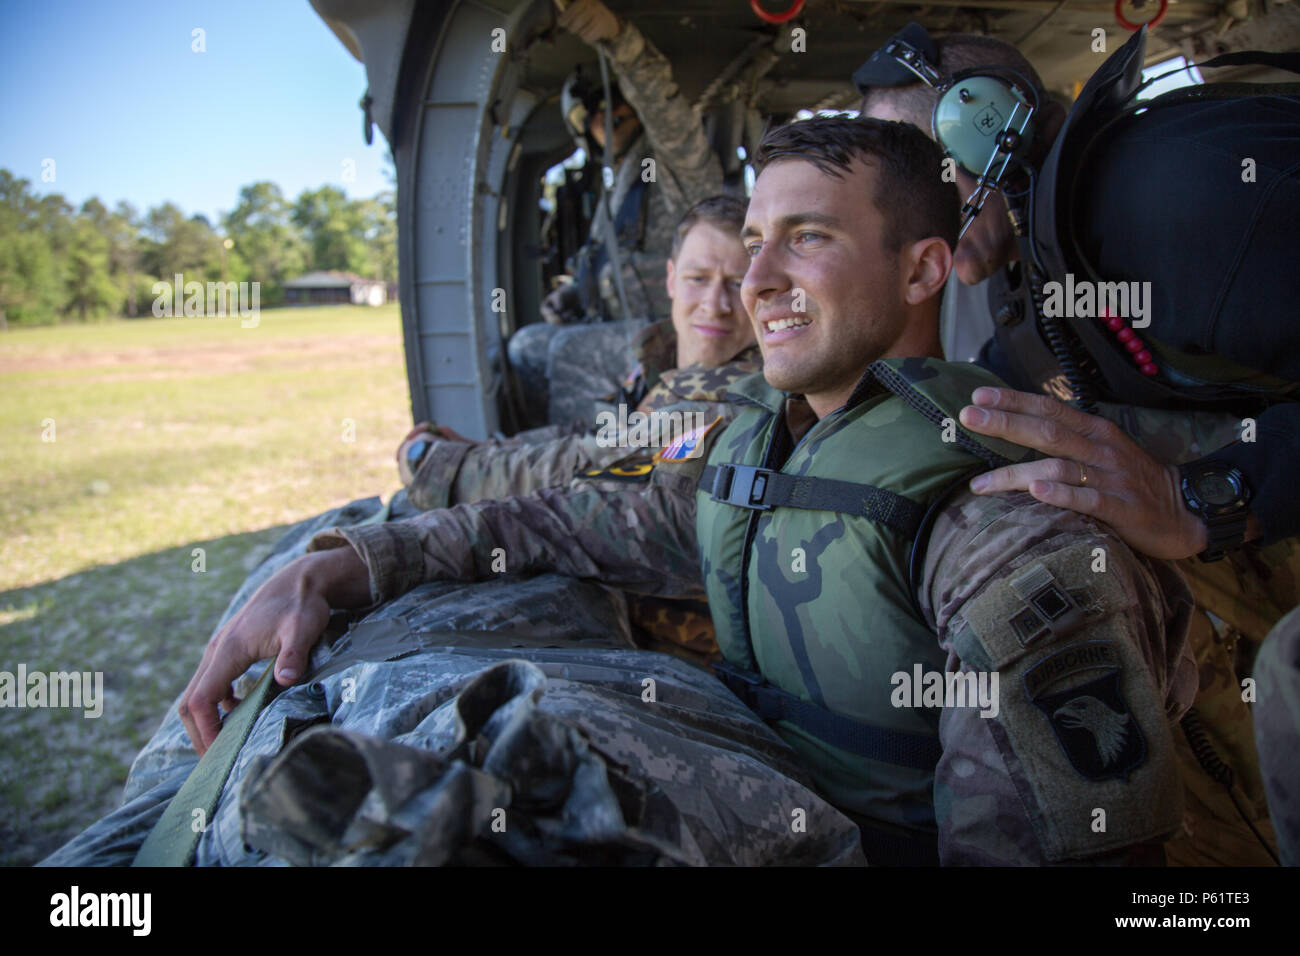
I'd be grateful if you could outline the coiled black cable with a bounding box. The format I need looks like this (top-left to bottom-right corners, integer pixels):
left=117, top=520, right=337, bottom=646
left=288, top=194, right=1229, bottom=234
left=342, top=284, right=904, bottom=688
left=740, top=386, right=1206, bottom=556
left=1180, top=706, right=1280, bottom=865
left=1021, top=166, right=1100, bottom=414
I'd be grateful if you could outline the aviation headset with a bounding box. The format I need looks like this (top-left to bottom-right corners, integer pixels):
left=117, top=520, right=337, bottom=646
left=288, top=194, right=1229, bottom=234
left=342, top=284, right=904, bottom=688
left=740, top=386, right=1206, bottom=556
left=852, top=22, right=1041, bottom=238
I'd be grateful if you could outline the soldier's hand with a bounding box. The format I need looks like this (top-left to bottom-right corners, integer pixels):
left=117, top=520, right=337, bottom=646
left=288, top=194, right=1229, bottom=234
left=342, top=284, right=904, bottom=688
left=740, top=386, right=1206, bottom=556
left=177, top=547, right=371, bottom=755
left=557, top=0, right=621, bottom=45
left=397, top=430, right=439, bottom=485
left=959, top=386, right=1209, bottom=560
left=400, top=422, right=435, bottom=446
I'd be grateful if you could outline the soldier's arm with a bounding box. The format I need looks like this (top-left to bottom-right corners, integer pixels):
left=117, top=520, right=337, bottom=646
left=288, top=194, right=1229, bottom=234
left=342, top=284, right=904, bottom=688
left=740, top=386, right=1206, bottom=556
left=600, top=20, right=722, bottom=194
left=311, top=464, right=705, bottom=607
left=919, top=489, right=1199, bottom=865
left=178, top=462, right=706, bottom=754
left=408, top=389, right=746, bottom=510
left=1189, top=402, right=1300, bottom=546
left=406, top=422, right=595, bottom=511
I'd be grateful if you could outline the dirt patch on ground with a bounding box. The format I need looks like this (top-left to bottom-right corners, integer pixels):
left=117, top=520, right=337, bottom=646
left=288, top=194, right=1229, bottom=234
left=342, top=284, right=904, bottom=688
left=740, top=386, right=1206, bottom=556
left=0, top=334, right=401, bottom=378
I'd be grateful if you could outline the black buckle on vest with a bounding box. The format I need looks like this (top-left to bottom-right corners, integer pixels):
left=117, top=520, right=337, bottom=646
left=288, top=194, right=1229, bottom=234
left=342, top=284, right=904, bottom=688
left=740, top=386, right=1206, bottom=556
left=710, top=464, right=775, bottom=511
left=712, top=660, right=781, bottom=720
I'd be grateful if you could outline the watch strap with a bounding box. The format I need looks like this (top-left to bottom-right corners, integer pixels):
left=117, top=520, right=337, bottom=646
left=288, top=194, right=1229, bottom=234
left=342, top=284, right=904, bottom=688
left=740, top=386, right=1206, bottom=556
left=1198, top=508, right=1250, bottom=562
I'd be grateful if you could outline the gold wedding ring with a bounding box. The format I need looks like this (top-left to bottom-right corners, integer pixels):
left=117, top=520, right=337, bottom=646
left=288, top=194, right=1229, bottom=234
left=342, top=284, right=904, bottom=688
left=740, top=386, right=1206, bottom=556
left=1079, top=463, right=1088, bottom=486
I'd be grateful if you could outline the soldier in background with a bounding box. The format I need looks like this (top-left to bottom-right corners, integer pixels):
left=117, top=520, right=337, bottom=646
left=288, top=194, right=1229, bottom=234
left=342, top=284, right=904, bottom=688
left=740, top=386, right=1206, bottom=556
left=174, top=118, right=1198, bottom=865
left=396, top=195, right=758, bottom=656
left=857, top=28, right=1291, bottom=864
left=398, top=196, right=756, bottom=517
left=508, top=0, right=725, bottom=420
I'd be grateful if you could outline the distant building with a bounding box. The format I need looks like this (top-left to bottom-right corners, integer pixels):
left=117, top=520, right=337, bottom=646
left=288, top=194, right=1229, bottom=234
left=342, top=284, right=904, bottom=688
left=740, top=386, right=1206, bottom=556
left=283, top=271, right=387, bottom=306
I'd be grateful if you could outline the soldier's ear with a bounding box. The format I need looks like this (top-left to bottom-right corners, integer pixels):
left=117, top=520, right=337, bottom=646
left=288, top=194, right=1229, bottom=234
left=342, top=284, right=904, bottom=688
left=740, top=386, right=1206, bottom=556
left=901, top=236, right=951, bottom=306
left=665, top=258, right=676, bottom=300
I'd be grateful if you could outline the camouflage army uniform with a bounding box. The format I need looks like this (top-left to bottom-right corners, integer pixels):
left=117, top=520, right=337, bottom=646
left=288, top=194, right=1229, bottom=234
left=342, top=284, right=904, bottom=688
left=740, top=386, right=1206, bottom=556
left=41, top=539, right=864, bottom=866
left=412, top=321, right=760, bottom=512
left=1092, top=402, right=1295, bottom=864
left=410, top=323, right=759, bottom=657
left=505, top=18, right=723, bottom=420
left=581, top=20, right=724, bottom=323
left=315, top=358, right=1197, bottom=865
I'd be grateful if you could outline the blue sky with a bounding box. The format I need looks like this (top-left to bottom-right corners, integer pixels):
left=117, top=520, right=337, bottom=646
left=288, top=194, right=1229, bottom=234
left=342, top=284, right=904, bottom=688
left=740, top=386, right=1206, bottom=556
left=0, top=0, right=391, bottom=225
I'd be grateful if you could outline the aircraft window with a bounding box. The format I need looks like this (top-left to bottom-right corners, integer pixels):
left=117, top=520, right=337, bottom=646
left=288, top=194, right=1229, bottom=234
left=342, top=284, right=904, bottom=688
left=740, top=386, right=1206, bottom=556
left=1138, top=55, right=1204, bottom=100
left=539, top=146, right=588, bottom=214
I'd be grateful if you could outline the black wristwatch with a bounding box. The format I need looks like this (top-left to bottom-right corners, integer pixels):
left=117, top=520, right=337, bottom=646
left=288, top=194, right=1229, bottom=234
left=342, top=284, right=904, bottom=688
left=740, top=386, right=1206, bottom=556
left=405, top=439, right=433, bottom=475
left=1178, top=460, right=1252, bottom=562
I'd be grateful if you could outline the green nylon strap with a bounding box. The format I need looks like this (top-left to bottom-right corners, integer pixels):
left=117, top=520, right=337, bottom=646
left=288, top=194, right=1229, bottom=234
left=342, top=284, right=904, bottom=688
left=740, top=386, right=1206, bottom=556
left=132, top=663, right=281, bottom=866
left=133, top=496, right=395, bottom=867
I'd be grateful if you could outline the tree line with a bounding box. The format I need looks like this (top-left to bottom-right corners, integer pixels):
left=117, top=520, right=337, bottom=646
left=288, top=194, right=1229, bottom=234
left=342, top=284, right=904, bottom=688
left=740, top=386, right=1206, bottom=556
left=0, top=169, right=397, bottom=327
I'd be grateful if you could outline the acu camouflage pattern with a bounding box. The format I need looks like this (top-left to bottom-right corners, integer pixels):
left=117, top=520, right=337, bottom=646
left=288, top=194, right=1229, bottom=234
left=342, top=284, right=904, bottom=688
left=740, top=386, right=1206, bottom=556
left=40, top=505, right=864, bottom=866
left=416, top=319, right=676, bottom=510
left=409, top=322, right=758, bottom=658
left=549, top=320, right=650, bottom=429
left=582, top=19, right=723, bottom=324
left=1094, top=400, right=1295, bottom=864
left=333, top=357, right=1199, bottom=863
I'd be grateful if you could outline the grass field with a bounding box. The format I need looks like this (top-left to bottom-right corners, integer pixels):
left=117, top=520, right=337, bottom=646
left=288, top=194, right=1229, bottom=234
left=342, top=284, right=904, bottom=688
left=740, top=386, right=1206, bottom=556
left=0, top=304, right=412, bottom=864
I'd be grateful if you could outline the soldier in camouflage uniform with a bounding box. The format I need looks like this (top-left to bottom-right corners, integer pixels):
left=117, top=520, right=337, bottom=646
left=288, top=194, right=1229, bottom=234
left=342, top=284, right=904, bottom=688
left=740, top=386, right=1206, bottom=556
left=857, top=31, right=1295, bottom=864
left=397, top=196, right=757, bottom=656
left=163, top=118, right=1200, bottom=866
left=507, top=0, right=725, bottom=419
left=403, top=326, right=758, bottom=512
left=1089, top=404, right=1293, bottom=864
left=401, top=196, right=756, bottom=512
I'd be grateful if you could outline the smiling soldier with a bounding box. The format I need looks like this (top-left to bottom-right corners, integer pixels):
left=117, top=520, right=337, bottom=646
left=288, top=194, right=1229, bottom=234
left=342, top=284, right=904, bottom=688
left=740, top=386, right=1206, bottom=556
left=397, top=196, right=758, bottom=514
left=73, top=117, right=1196, bottom=867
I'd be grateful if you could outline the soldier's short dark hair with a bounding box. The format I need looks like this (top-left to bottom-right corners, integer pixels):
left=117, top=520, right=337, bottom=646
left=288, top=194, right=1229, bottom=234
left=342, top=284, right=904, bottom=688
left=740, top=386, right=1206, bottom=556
left=670, top=195, right=748, bottom=260
left=753, top=115, right=958, bottom=253
left=859, top=34, right=1046, bottom=130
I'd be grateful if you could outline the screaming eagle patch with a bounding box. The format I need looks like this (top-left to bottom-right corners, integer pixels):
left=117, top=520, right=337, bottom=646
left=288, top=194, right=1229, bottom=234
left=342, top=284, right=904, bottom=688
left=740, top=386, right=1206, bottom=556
left=1023, top=641, right=1146, bottom=781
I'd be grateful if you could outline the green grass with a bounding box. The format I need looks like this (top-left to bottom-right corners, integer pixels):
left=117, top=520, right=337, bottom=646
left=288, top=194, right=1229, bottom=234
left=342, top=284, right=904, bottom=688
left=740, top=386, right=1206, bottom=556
left=0, top=304, right=413, bottom=864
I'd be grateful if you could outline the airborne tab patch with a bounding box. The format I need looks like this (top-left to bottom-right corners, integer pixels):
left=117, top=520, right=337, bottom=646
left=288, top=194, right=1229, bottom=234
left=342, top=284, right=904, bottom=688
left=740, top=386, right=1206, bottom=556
left=653, top=415, right=723, bottom=463
left=1023, top=641, right=1146, bottom=781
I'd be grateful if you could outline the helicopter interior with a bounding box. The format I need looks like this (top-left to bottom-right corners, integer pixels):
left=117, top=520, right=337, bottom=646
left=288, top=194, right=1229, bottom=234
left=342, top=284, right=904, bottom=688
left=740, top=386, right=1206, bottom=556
left=309, top=0, right=1300, bottom=438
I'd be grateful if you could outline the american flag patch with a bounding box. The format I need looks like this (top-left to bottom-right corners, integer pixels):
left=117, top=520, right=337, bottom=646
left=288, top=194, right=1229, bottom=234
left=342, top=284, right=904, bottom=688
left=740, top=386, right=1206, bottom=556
left=653, top=415, right=722, bottom=463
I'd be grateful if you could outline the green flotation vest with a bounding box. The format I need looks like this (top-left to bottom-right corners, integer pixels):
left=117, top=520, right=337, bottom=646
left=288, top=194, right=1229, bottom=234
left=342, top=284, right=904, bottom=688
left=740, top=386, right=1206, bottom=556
left=696, top=356, right=1035, bottom=858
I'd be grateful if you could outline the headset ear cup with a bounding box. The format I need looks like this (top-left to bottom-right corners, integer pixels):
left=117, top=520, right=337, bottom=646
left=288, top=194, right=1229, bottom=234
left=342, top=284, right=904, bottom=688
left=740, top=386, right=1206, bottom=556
left=932, top=73, right=1037, bottom=178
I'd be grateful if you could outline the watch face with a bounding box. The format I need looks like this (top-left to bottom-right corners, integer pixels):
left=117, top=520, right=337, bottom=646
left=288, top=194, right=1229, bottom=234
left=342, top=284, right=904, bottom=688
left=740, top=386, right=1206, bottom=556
left=1192, top=469, right=1242, bottom=507
left=406, top=440, right=431, bottom=469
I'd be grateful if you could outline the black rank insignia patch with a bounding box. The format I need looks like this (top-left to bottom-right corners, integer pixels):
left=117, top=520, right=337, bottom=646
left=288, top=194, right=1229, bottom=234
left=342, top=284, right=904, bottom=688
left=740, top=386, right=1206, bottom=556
left=1023, top=640, right=1146, bottom=781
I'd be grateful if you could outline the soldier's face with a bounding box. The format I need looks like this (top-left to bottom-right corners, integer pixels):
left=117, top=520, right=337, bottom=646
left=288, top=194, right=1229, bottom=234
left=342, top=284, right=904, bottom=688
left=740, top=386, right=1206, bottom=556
left=665, top=223, right=754, bottom=368
left=742, top=157, right=908, bottom=417
left=861, top=96, right=1016, bottom=285
left=589, top=104, right=641, bottom=155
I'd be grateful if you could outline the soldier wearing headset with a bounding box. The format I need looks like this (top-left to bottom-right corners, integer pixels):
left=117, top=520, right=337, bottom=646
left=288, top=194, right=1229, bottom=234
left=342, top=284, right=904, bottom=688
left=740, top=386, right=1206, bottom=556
left=854, top=23, right=1300, bottom=567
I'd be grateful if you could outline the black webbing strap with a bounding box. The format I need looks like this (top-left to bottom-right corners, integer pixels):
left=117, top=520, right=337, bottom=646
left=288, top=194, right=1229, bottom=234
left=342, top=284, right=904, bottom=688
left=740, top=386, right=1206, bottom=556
left=713, top=661, right=943, bottom=771
left=701, top=463, right=924, bottom=538
left=1197, top=50, right=1300, bottom=75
